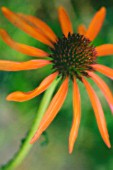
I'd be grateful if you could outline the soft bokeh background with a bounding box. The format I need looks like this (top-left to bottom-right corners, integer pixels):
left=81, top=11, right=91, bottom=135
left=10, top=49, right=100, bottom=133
left=0, top=0, right=113, bottom=170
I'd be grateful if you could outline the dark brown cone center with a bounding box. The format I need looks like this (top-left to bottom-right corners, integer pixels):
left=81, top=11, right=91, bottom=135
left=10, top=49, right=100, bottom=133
left=50, top=33, right=97, bottom=79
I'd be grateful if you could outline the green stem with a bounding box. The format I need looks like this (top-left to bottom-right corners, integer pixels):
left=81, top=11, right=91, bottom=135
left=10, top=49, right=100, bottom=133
left=1, top=78, right=60, bottom=170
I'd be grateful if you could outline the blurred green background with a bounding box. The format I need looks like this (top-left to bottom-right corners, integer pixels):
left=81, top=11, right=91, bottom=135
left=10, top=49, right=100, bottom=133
left=0, top=0, right=113, bottom=170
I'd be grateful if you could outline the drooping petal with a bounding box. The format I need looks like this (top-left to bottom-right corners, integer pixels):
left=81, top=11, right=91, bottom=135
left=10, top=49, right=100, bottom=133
left=77, top=24, right=87, bottom=35
left=58, top=6, right=73, bottom=37
left=82, top=77, right=111, bottom=148
left=0, top=59, right=50, bottom=71
left=1, top=7, right=54, bottom=47
left=88, top=71, right=113, bottom=114
left=30, top=77, right=69, bottom=144
left=92, top=64, right=113, bottom=79
left=85, top=7, right=106, bottom=41
left=0, top=29, right=49, bottom=57
left=7, top=72, right=58, bottom=102
left=17, top=13, right=58, bottom=43
left=96, top=44, right=113, bottom=57
left=69, top=77, right=81, bottom=154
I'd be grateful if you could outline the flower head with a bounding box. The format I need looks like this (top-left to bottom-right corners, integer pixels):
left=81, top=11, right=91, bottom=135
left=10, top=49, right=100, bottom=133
left=0, top=6, right=113, bottom=153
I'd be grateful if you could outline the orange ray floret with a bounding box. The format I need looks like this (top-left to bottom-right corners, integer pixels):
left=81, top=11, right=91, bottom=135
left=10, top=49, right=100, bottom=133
left=1, top=7, right=54, bottom=47
left=0, top=29, right=49, bottom=57
left=96, top=44, right=113, bottom=57
left=58, top=6, right=73, bottom=37
left=77, top=24, right=87, bottom=35
left=92, top=64, right=113, bottom=79
left=88, top=72, right=113, bottom=114
left=7, top=72, right=58, bottom=102
left=69, top=77, right=81, bottom=154
left=82, top=77, right=111, bottom=148
left=86, top=7, right=106, bottom=41
left=0, top=59, right=50, bottom=71
left=30, top=77, right=69, bottom=144
left=17, top=13, right=58, bottom=43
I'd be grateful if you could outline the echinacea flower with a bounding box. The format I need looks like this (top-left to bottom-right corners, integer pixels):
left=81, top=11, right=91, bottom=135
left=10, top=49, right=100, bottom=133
left=0, top=6, right=113, bottom=154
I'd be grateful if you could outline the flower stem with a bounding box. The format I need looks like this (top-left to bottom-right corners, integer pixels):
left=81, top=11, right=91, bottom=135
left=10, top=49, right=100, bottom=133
left=1, top=78, right=60, bottom=170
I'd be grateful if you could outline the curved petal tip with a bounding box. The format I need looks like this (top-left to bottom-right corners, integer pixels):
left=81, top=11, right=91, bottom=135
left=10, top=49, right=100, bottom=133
left=107, top=140, right=111, bottom=148
left=1, top=6, right=7, bottom=13
left=6, top=92, right=25, bottom=102
left=58, top=6, right=64, bottom=10
left=100, top=6, right=106, bottom=13
left=69, top=146, right=73, bottom=154
left=30, top=131, right=41, bottom=144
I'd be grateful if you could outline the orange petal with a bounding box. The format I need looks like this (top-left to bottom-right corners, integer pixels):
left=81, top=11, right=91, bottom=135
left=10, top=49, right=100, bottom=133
left=7, top=72, right=58, bottom=102
left=17, top=13, right=58, bottom=43
left=0, top=29, right=49, bottom=57
left=30, top=77, right=69, bottom=144
left=69, top=77, right=81, bottom=154
left=96, top=44, right=113, bottom=57
left=88, top=71, right=113, bottom=114
left=1, top=7, right=54, bottom=47
left=92, top=64, right=113, bottom=79
left=58, top=6, right=73, bottom=37
left=0, top=59, right=50, bottom=71
left=77, top=24, right=87, bottom=35
left=85, top=7, right=106, bottom=40
left=82, top=77, right=111, bottom=148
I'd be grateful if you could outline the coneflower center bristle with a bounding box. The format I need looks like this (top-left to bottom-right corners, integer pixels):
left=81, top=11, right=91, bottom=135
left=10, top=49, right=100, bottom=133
left=50, top=33, right=97, bottom=79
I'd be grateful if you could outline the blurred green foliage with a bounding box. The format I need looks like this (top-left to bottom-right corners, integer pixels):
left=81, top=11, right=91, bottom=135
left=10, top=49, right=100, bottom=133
left=0, top=0, right=113, bottom=170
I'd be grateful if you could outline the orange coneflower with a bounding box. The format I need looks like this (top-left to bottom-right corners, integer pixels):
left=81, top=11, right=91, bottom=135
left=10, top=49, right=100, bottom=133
left=0, top=6, right=113, bottom=154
